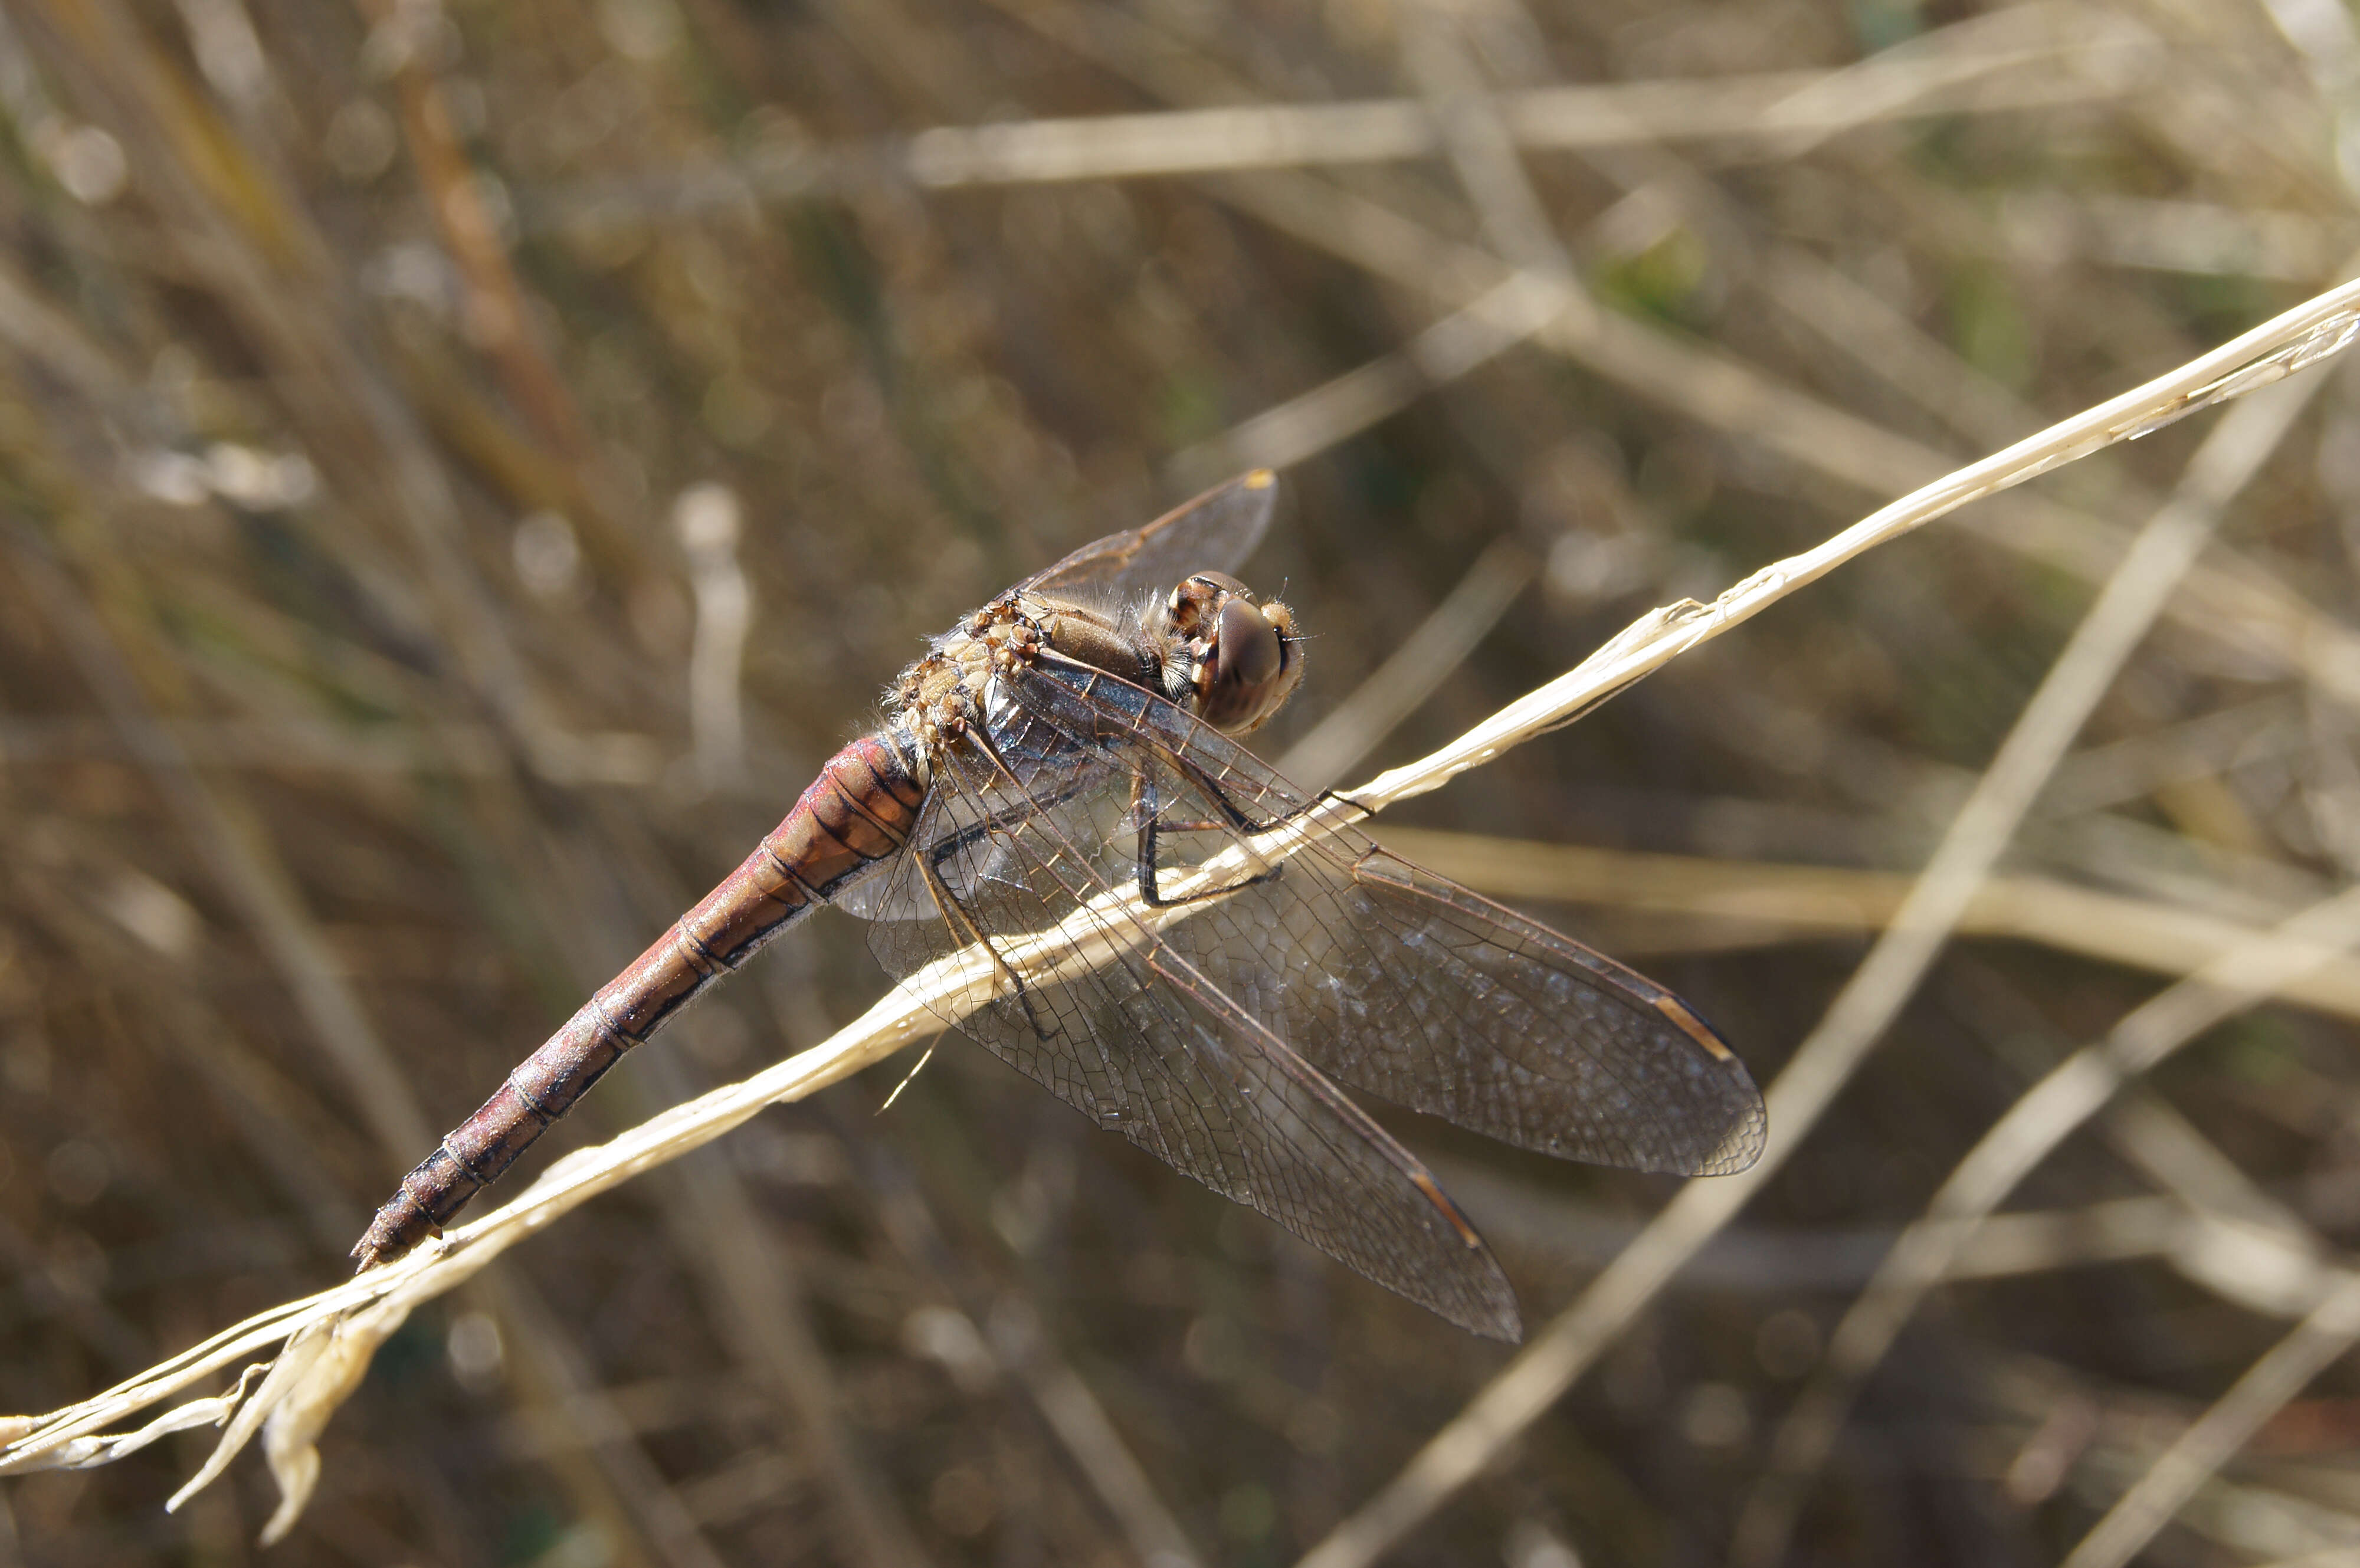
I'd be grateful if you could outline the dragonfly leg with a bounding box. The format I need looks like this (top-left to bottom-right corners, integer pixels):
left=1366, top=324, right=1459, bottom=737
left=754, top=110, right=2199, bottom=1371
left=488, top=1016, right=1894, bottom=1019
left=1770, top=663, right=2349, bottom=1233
left=1176, top=755, right=1329, bottom=835
left=1132, top=769, right=1284, bottom=908
left=917, top=824, right=1053, bottom=1041
left=918, top=770, right=1097, bottom=890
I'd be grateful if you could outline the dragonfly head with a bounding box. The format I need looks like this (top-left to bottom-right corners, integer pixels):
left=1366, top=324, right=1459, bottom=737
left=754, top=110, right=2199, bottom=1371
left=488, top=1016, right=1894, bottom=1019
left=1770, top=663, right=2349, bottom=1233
left=1153, top=571, right=1304, bottom=735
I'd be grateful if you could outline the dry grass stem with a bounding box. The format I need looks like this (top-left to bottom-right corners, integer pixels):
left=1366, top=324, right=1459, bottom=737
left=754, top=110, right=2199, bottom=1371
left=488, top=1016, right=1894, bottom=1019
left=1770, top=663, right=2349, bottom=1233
left=2066, top=1235, right=2360, bottom=1568
left=1276, top=539, right=1537, bottom=792
left=1445, top=1171, right=2352, bottom=1307
left=1379, top=826, right=2360, bottom=1020
left=542, top=8, right=2148, bottom=218
left=1169, top=273, right=1574, bottom=485
left=1732, top=877, right=2360, bottom=1567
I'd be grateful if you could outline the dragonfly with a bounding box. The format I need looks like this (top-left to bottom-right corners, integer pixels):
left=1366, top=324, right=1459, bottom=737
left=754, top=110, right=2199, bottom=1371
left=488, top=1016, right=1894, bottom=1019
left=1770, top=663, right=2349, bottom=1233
left=354, top=470, right=1765, bottom=1340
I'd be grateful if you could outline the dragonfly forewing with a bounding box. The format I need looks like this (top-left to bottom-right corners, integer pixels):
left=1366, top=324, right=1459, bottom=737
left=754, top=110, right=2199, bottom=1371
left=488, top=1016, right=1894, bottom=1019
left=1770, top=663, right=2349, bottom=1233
left=1022, top=469, right=1280, bottom=602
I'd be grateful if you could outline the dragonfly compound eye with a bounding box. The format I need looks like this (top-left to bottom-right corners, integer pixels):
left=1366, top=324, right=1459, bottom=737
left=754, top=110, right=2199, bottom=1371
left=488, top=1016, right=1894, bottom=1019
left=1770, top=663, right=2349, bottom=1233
left=1192, top=587, right=1302, bottom=734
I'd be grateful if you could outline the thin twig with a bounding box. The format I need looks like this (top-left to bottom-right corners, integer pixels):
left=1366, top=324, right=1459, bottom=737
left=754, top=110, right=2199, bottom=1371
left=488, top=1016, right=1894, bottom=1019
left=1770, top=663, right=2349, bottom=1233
left=1376, top=826, right=2360, bottom=1020
left=1275, top=539, right=1536, bottom=793
left=2060, top=1261, right=2360, bottom=1568
left=1732, top=879, right=2360, bottom=1567
left=532, top=9, right=2148, bottom=218
left=1167, top=274, right=1572, bottom=487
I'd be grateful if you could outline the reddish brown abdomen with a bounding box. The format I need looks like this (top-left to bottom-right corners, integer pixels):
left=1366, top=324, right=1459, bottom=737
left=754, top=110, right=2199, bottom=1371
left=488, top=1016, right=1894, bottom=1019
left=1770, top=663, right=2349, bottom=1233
left=352, top=732, right=925, bottom=1268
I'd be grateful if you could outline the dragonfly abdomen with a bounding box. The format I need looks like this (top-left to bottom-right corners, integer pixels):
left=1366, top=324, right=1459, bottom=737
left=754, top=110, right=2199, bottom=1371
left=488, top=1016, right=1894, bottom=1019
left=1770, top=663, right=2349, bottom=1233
left=351, top=730, right=926, bottom=1270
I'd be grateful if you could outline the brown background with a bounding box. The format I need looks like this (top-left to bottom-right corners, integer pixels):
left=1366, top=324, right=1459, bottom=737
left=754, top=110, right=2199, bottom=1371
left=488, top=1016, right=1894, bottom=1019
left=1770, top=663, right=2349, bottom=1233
left=1, top=0, right=2356, bottom=1564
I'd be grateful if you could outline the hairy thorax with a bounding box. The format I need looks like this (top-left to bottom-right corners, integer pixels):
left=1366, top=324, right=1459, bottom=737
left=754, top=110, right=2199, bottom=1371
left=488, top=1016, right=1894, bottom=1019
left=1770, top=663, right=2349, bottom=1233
left=893, top=591, right=1126, bottom=749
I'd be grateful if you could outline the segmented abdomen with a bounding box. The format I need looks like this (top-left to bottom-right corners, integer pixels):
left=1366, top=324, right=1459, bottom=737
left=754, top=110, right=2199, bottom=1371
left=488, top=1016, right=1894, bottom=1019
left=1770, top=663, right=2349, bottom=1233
left=352, top=730, right=925, bottom=1268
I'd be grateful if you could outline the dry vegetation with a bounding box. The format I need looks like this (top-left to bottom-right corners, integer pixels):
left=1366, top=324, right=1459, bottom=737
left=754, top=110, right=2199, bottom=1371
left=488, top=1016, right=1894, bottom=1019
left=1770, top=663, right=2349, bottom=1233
left=4, top=0, right=2360, bottom=1564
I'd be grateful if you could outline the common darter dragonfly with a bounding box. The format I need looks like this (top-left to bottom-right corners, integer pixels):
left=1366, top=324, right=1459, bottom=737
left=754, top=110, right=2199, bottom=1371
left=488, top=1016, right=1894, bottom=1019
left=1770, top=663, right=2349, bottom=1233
left=355, top=471, right=1765, bottom=1339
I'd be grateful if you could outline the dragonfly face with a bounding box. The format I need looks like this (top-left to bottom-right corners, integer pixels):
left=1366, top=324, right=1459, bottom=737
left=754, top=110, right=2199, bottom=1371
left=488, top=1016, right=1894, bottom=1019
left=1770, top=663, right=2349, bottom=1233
left=1149, top=570, right=1303, bottom=736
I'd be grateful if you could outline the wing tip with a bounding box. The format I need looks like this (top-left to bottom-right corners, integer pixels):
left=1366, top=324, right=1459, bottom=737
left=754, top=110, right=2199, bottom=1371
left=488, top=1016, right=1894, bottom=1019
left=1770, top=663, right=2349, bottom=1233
left=1471, top=1299, right=1525, bottom=1343
left=1428, top=1251, right=1524, bottom=1342
left=1643, top=1070, right=1767, bottom=1179
left=1707, top=1096, right=1769, bottom=1175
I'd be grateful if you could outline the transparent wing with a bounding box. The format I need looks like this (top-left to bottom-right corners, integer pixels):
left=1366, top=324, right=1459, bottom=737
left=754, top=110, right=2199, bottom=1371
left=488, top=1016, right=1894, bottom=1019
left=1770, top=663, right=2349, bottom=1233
left=1022, top=470, right=1280, bottom=601
left=861, top=710, right=1523, bottom=1339
left=1006, top=654, right=1769, bottom=1179
left=833, top=746, right=1109, bottom=923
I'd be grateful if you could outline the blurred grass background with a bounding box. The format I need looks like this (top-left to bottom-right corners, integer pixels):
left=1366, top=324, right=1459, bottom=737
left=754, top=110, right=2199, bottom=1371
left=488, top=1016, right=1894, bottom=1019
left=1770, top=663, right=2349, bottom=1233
left=4, top=0, right=2360, bottom=1563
